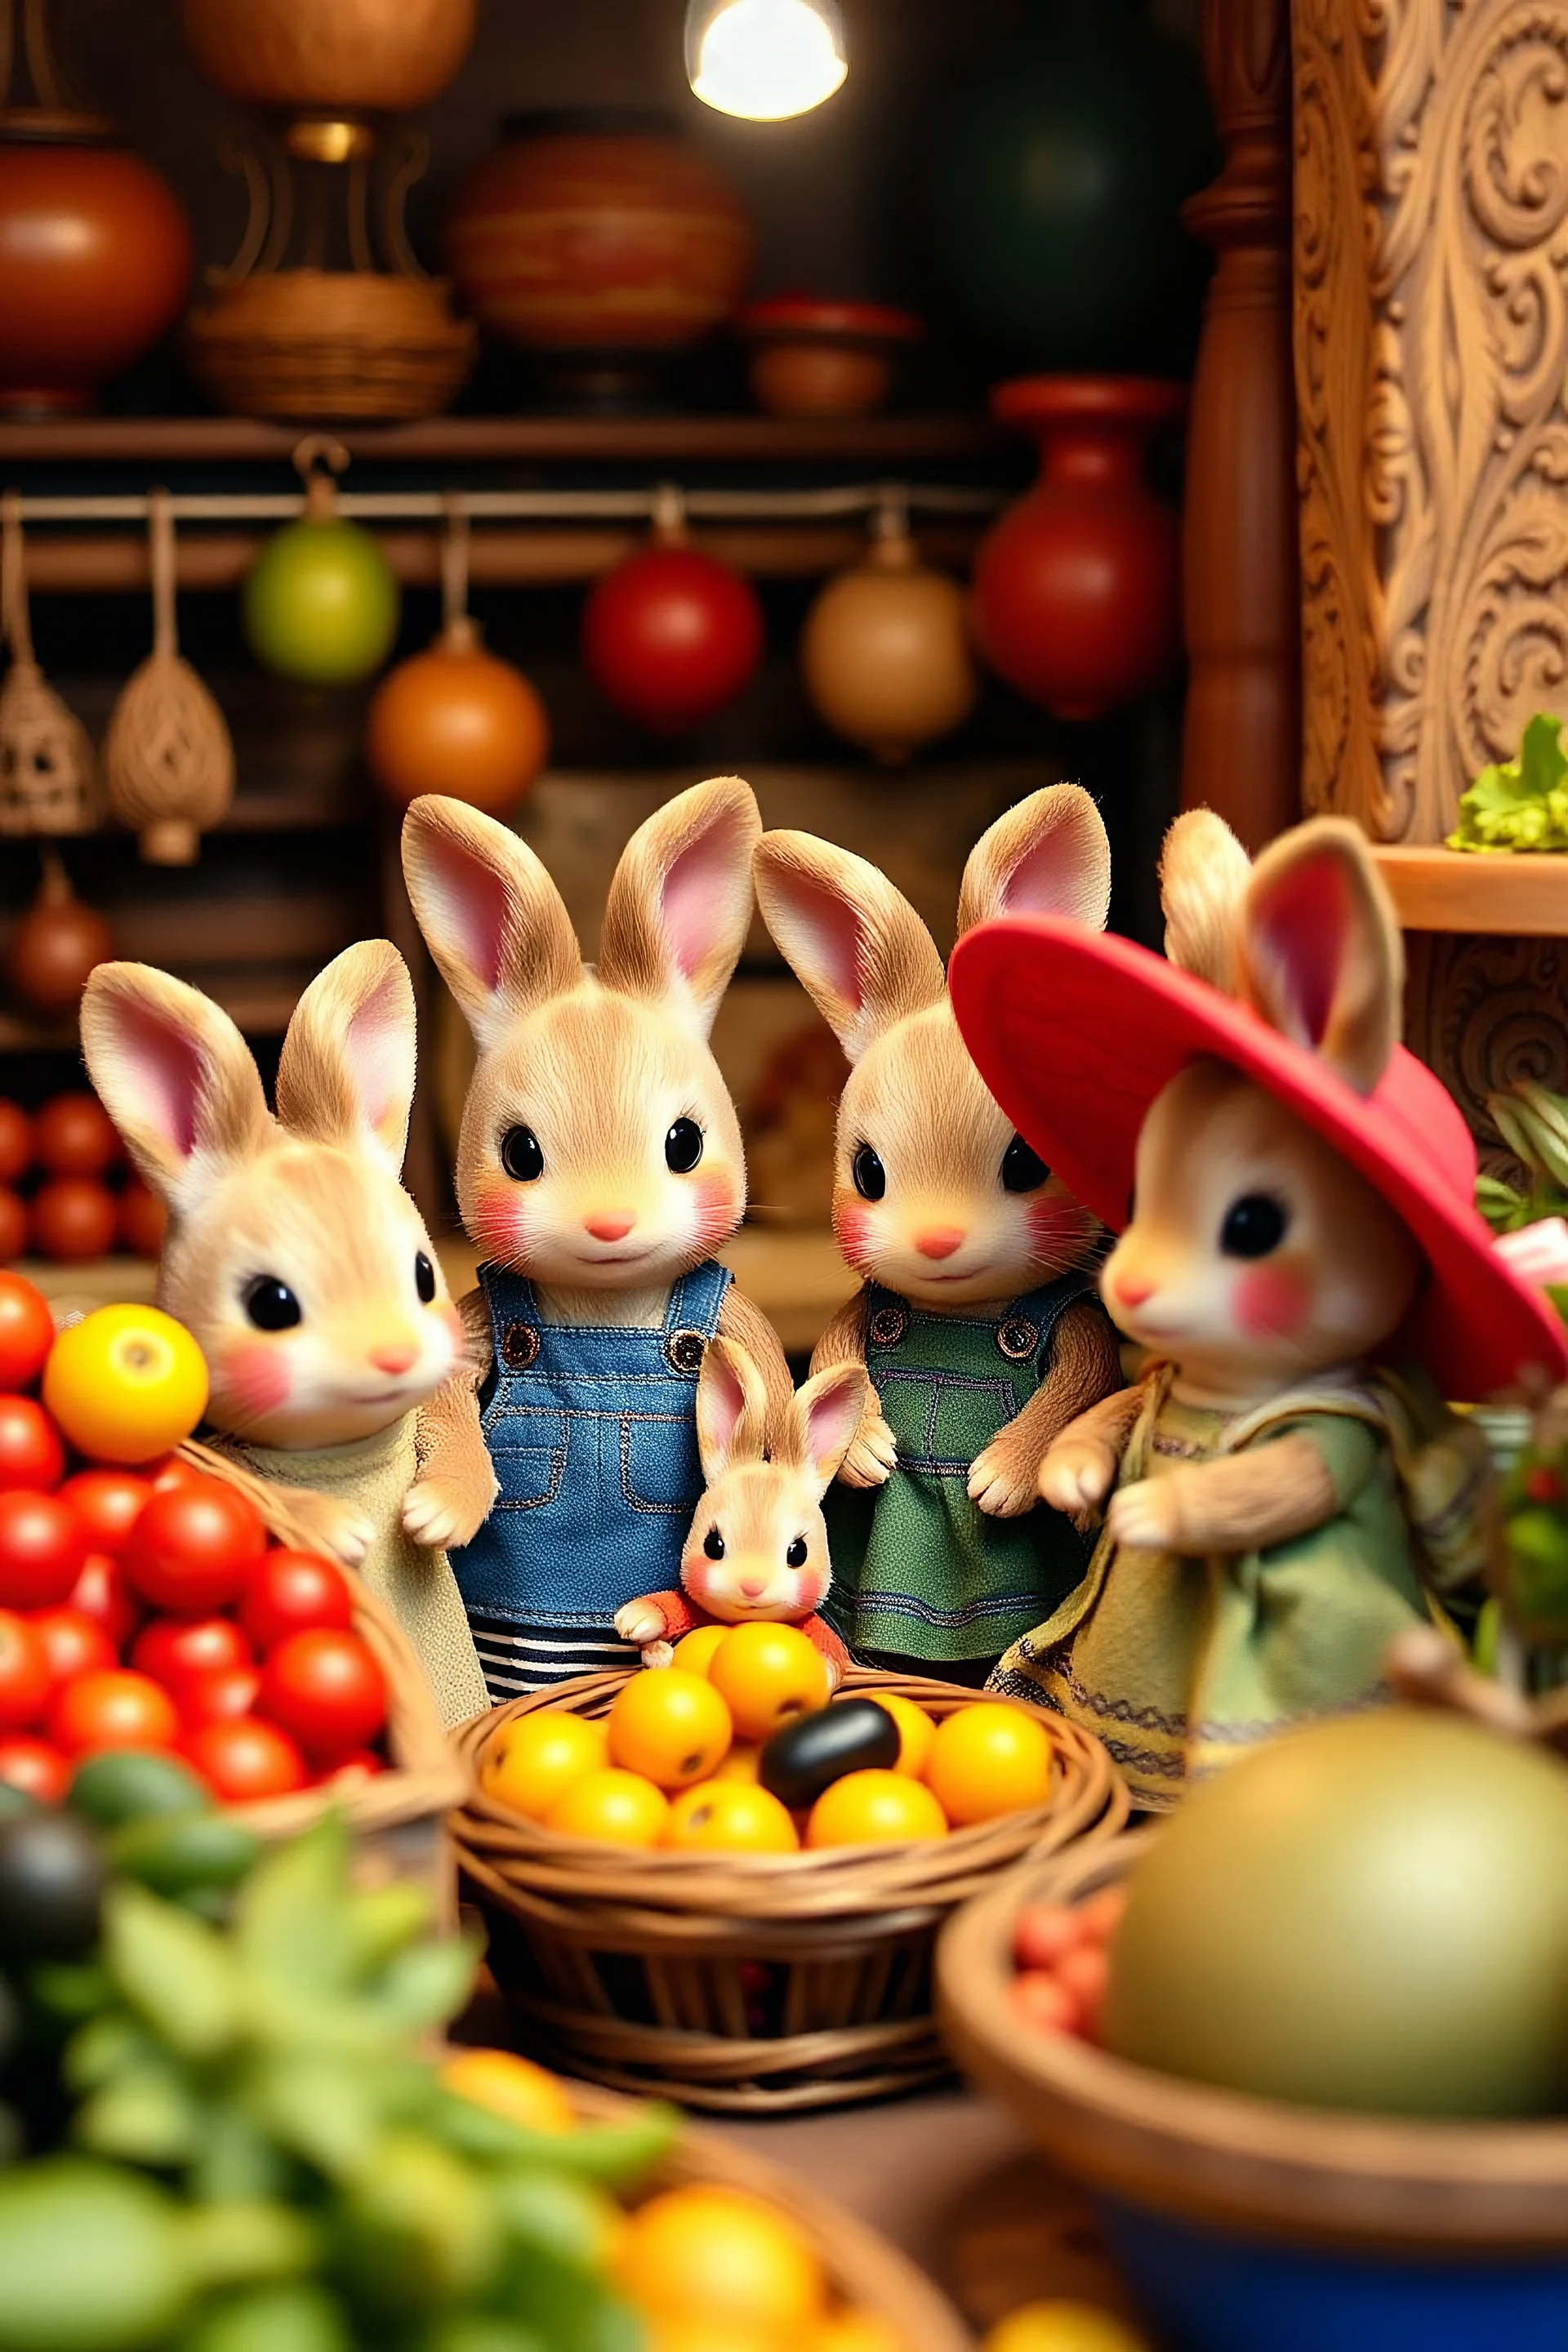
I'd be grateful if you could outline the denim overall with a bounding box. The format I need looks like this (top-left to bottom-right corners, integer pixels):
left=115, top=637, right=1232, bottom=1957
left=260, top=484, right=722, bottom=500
left=453, top=1258, right=733, bottom=1702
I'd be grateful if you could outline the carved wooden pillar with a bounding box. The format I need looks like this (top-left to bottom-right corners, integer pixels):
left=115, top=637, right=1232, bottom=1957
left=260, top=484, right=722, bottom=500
left=1178, top=0, right=1300, bottom=852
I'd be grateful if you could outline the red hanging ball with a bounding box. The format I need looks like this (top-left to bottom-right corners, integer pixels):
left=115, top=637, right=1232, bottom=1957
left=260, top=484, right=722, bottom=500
left=583, top=544, right=764, bottom=734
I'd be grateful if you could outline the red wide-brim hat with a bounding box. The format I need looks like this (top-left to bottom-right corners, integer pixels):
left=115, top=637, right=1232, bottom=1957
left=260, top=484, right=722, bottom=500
left=950, top=916, right=1568, bottom=1404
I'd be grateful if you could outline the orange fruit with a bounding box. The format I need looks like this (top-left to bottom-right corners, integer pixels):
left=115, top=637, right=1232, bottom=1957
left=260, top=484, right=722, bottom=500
left=480, top=1712, right=608, bottom=1821
left=807, top=2314, right=911, bottom=2352
left=806, top=1770, right=948, bottom=1849
left=42, top=1304, right=207, bottom=1464
left=710, top=1742, right=764, bottom=1784
left=871, top=1693, right=936, bottom=1779
left=672, top=1625, right=728, bottom=1677
left=617, top=2184, right=826, bottom=2331
left=925, top=1703, right=1053, bottom=1826
left=439, top=2046, right=576, bottom=2134
left=709, top=1624, right=831, bottom=1743
left=648, top=2324, right=786, bottom=2352
left=608, top=1668, right=733, bottom=1791
left=545, top=1766, right=670, bottom=1847
left=982, top=2304, right=1152, bottom=2352
left=663, top=1781, right=800, bottom=1855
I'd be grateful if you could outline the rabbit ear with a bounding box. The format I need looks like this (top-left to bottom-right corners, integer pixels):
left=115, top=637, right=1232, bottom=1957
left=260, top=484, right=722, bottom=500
left=1160, top=808, right=1251, bottom=991
left=1236, top=818, right=1403, bottom=1094
left=400, top=796, right=581, bottom=1054
left=695, top=1335, right=769, bottom=1484
left=79, top=962, right=271, bottom=1214
left=956, top=783, right=1112, bottom=938
left=752, top=831, right=946, bottom=1064
left=779, top=1361, right=871, bottom=1497
left=597, top=777, right=761, bottom=1040
left=276, top=941, right=417, bottom=1176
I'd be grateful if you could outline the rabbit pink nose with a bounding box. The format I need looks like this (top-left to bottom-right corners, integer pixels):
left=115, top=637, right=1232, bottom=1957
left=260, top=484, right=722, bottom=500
left=1113, top=1273, right=1156, bottom=1307
left=368, top=1344, right=417, bottom=1375
left=739, top=1576, right=767, bottom=1599
left=585, top=1211, right=636, bottom=1242
left=915, top=1225, right=965, bottom=1261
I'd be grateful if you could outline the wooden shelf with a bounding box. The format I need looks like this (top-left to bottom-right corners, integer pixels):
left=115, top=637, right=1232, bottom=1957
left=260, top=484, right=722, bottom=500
left=1371, top=846, right=1568, bottom=936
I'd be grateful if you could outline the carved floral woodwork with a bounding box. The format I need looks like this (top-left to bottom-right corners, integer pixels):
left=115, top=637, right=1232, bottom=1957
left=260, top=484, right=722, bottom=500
left=1294, top=0, right=1568, bottom=842
left=1405, top=930, right=1568, bottom=1156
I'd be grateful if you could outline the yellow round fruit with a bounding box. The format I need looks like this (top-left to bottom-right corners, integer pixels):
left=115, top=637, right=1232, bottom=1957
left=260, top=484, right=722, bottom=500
left=617, top=2185, right=826, bottom=2331
left=648, top=2323, right=786, bottom=2352
left=982, top=2302, right=1152, bottom=2352
left=663, top=1781, right=800, bottom=1855
left=806, top=1770, right=948, bottom=1850
left=925, top=1703, right=1053, bottom=1826
left=608, top=1669, right=733, bottom=1792
left=805, top=2313, right=910, bottom=2352
left=480, top=1713, right=608, bottom=1822
left=672, top=1625, right=728, bottom=1677
left=709, top=1624, right=831, bottom=1743
left=873, top=1694, right=936, bottom=1779
left=439, top=2047, right=577, bottom=2135
left=42, top=1303, right=208, bottom=1464
left=710, top=1743, right=763, bottom=1784
left=544, top=1767, right=670, bottom=1847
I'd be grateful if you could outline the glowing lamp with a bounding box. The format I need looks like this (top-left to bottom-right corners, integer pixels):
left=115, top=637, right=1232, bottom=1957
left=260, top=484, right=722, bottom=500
left=685, top=0, right=847, bottom=122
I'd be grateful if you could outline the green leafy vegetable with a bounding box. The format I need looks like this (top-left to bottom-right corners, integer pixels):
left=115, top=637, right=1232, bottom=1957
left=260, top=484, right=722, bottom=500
left=1449, top=712, right=1568, bottom=851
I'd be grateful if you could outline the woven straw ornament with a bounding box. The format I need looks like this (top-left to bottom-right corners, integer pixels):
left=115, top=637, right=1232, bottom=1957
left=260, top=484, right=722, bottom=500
left=0, top=492, right=98, bottom=839
left=105, top=488, right=235, bottom=864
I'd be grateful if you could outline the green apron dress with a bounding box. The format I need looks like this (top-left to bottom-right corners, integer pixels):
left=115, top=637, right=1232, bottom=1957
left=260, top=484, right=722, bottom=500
left=824, top=1272, right=1102, bottom=1676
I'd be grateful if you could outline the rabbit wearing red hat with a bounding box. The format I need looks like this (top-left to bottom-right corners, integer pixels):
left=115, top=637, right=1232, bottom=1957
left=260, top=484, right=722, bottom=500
left=949, top=811, right=1568, bottom=1808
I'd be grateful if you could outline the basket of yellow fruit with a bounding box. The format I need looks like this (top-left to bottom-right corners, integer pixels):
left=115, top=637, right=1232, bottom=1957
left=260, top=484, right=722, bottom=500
left=448, top=1628, right=1127, bottom=2114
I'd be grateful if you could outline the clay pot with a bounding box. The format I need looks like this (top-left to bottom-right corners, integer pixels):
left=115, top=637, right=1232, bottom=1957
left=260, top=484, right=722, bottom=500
left=737, top=296, right=921, bottom=419
left=802, top=526, right=976, bottom=763
left=180, top=0, right=475, bottom=114
left=7, top=854, right=113, bottom=1016
left=0, top=121, right=190, bottom=412
left=973, top=376, right=1185, bottom=721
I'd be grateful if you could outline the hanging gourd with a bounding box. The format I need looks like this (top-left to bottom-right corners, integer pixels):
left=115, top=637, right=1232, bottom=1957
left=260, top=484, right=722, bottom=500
left=0, top=494, right=97, bottom=840
left=7, top=851, right=113, bottom=1018
left=582, top=484, right=764, bottom=735
left=104, top=490, right=235, bottom=865
left=243, top=438, right=401, bottom=688
left=366, top=496, right=549, bottom=816
left=800, top=497, right=978, bottom=764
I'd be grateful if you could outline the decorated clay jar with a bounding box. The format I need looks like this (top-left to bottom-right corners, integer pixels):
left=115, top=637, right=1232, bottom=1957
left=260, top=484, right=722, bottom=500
left=180, top=0, right=475, bottom=114
left=737, top=296, right=921, bottom=419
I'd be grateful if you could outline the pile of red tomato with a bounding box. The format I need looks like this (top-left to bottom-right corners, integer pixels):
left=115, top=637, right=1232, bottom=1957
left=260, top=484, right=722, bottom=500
left=0, top=1270, right=388, bottom=1810
left=0, top=1094, right=167, bottom=1265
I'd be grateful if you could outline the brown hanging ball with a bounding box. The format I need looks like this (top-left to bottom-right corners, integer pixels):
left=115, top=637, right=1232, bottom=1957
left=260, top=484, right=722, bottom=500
left=800, top=523, right=978, bottom=765
left=7, top=855, right=114, bottom=1016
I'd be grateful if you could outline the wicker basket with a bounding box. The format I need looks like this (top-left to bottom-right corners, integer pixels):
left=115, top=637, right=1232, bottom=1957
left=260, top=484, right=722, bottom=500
left=188, top=268, right=476, bottom=421
left=449, top=1668, right=1127, bottom=2115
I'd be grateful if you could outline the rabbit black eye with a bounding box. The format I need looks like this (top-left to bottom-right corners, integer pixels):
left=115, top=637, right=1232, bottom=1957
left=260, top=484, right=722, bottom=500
left=703, top=1526, right=725, bottom=1561
left=1220, top=1193, right=1288, bottom=1259
left=786, top=1536, right=808, bottom=1570
left=414, top=1251, right=436, bottom=1304
left=666, top=1117, right=703, bottom=1174
left=243, top=1275, right=301, bottom=1332
left=1001, top=1135, right=1050, bottom=1193
left=501, top=1125, right=544, bottom=1183
left=852, top=1145, right=886, bottom=1201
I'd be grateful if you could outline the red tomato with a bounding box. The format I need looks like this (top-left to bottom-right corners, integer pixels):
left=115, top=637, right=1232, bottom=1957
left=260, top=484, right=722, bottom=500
left=0, top=1492, right=87, bottom=1608
left=0, top=1398, right=65, bottom=1492
left=0, top=1732, right=69, bottom=1803
left=179, top=1664, right=260, bottom=1729
left=29, top=1178, right=118, bottom=1264
left=240, top=1551, right=353, bottom=1654
left=33, top=1095, right=121, bottom=1179
left=0, top=1609, right=49, bottom=1729
left=131, top=1615, right=252, bottom=1689
left=0, top=1102, right=30, bottom=1187
left=0, top=1188, right=25, bottom=1263
left=118, top=1183, right=167, bottom=1259
left=69, top=1552, right=141, bottom=1650
left=148, top=1456, right=211, bottom=1497
left=259, top=1628, right=385, bottom=1759
left=0, top=1274, right=53, bottom=1393
left=122, top=1478, right=266, bottom=1615
left=49, top=1668, right=179, bottom=1757
left=184, top=1715, right=307, bottom=1802
left=320, top=1747, right=384, bottom=1788
left=58, top=1470, right=153, bottom=1557
left=30, top=1606, right=115, bottom=1690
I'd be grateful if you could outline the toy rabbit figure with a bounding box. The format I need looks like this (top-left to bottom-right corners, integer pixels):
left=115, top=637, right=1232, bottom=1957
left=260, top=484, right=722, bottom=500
left=79, top=944, right=490, bottom=1726
left=752, top=786, right=1124, bottom=1686
left=615, top=1336, right=868, bottom=1680
left=401, top=779, right=792, bottom=1702
left=950, top=811, right=1568, bottom=1807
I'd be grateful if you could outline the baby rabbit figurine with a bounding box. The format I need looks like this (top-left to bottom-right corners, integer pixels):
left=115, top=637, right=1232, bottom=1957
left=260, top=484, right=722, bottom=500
left=950, top=812, right=1568, bottom=1806
left=401, top=778, right=792, bottom=1703
left=753, top=786, right=1124, bottom=1686
left=79, top=943, right=489, bottom=1726
left=615, top=1336, right=868, bottom=1682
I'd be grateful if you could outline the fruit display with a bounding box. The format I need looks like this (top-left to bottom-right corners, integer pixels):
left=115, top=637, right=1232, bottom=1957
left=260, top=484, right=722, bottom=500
left=0, top=1095, right=164, bottom=1267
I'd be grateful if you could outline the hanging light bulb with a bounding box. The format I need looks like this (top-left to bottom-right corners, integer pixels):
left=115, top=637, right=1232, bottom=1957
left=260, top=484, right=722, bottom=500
left=685, top=0, right=847, bottom=122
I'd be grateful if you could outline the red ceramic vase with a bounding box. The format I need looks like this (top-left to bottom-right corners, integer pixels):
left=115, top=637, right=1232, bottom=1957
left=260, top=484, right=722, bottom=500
left=583, top=543, right=764, bottom=736
left=973, top=376, right=1186, bottom=721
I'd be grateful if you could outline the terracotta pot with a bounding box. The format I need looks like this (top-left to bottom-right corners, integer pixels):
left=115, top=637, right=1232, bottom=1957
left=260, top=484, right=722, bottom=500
left=0, top=120, right=190, bottom=412
left=447, top=108, right=754, bottom=385
left=801, top=526, right=976, bottom=763
left=180, top=0, right=475, bottom=114
left=973, top=376, right=1185, bottom=721
left=737, top=295, right=921, bottom=419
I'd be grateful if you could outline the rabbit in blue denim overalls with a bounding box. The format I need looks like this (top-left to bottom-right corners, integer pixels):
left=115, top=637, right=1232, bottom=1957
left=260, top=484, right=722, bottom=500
left=400, top=777, right=793, bottom=1702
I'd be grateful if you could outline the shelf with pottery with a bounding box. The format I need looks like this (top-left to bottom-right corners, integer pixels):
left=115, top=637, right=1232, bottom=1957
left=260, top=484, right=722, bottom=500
left=1370, top=847, right=1568, bottom=938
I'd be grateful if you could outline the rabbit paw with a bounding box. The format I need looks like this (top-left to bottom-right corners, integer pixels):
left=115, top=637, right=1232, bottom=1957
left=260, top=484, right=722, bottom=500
left=968, top=1437, right=1040, bottom=1518
left=639, top=1641, right=675, bottom=1672
left=291, top=1494, right=376, bottom=1569
left=614, top=1601, right=669, bottom=1646
left=1038, top=1440, right=1118, bottom=1519
left=1106, top=1478, right=1181, bottom=1551
left=403, top=1475, right=494, bottom=1553
left=838, top=1410, right=898, bottom=1488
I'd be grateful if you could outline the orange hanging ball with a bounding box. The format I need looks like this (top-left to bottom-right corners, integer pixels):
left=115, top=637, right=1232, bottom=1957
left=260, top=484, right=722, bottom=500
left=365, top=617, right=549, bottom=817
